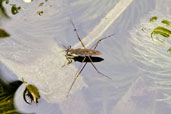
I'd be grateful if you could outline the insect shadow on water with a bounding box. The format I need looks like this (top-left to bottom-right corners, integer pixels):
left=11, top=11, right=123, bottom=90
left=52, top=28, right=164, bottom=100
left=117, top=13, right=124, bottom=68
left=73, top=56, right=104, bottom=63
left=64, top=20, right=114, bottom=97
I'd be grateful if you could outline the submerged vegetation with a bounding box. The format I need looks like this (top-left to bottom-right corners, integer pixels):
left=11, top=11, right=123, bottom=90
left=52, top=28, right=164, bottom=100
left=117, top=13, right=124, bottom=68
left=161, top=20, right=171, bottom=27
left=1, top=0, right=50, bottom=17
left=130, top=12, right=171, bottom=106
left=10, top=4, right=21, bottom=15
left=0, top=77, right=40, bottom=113
left=151, top=26, right=171, bottom=41
left=0, top=0, right=10, bottom=18
left=0, top=78, right=22, bottom=114
left=0, top=0, right=21, bottom=17
left=143, top=16, right=171, bottom=43
left=149, top=17, right=171, bottom=50
left=150, top=16, right=158, bottom=22
left=167, top=48, right=171, bottom=52
left=37, top=11, right=44, bottom=16
left=39, top=2, right=44, bottom=7
left=37, top=0, right=49, bottom=16
left=0, top=28, right=10, bottom=38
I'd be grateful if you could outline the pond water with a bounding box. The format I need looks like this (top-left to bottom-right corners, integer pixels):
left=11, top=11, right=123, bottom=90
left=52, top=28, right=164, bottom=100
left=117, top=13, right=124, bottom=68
left=0, top=0, right=171, bottom=114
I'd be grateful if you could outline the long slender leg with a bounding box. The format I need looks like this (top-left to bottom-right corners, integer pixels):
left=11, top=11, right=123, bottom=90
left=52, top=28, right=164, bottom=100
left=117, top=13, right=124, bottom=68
left=90, top=34, right=115, bottom=49
left=87, top=56, right=112, bottom=79
left=88, top=34, right=114, bottom=79
left=67, top=56, right=87, bottom=97
left=70, top=19, right=86, bottom=49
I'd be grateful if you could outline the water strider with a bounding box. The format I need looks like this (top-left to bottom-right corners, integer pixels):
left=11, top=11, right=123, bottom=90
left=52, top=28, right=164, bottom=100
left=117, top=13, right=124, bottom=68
left=63, top=20, right=114, bottom=97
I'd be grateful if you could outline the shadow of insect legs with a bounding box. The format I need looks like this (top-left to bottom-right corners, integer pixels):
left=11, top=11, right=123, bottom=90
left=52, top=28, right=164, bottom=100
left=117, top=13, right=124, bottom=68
left=67, top=20, right=114, bottom=97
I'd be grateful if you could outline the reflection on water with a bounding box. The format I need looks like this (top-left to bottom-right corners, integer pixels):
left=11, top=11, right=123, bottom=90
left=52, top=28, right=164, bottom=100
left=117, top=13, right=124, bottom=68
left=23, top=0, right=33, bottom=3
left=0, top=0, right=171, bottom=113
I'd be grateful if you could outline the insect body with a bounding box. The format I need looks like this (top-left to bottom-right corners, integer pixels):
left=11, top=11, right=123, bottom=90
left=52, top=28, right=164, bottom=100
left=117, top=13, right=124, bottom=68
left=64, top=47, right=102, bottom=65
left=64, top=20, right=114, bottom=97
left=67, top=48, right=101, bottom=56
left=22, top=78, right=40, bottom=105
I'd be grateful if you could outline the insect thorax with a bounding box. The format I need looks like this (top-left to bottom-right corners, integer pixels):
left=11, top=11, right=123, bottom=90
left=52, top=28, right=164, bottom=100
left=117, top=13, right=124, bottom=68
left=68, top=48, right=101, bottom=56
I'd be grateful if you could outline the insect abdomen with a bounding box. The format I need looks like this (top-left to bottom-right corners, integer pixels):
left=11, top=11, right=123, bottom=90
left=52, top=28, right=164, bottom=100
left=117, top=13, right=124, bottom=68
left=70, top=48, right=101, bottom=56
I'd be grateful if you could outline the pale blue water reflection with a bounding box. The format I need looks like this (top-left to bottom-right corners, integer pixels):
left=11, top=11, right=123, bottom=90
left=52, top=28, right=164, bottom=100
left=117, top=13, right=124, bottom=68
left=0, top=0, right=171, bottom=114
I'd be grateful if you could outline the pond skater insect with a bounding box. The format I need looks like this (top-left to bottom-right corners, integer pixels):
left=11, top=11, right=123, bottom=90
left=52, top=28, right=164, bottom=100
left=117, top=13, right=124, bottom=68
left=64, top=20, right=114, bottom=97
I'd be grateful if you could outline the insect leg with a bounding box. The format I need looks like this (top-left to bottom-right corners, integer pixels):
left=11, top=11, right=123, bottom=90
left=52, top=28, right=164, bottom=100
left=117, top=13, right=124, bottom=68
left=67, top=56, right=87, bottom=97
left=87, top=56, right=112, bottom=79
left=70, top=19, right=86, bottom=49
left=90, top=34, right=115, bottom=49
left=62, top=55, right=72, bottom=67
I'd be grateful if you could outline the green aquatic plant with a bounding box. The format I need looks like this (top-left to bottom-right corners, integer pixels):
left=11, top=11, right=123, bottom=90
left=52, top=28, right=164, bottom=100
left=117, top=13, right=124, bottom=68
left=22, top=78, right=40, bottom=104
left=10, top=4, right=21, bottom=15
left=167, top=48, right=171, bottom=52
left=37, top=11, right=43, bottom=16
left=161, top=20, right=171, bottom=26
left=130, top=12, right=171, bottom=107
left=0, top=28, right=10, bottom=38
left=151, top=26, right=171, bottom=41
left=0, top=0, right=10, bottom=18
left=0, top=0, right=22, bottom=17
left=39, top=2, right=44, bottom=7
left=0, top=78, right=22, bottom=114
left=150, top=16, right=158, bottom=22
